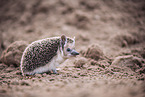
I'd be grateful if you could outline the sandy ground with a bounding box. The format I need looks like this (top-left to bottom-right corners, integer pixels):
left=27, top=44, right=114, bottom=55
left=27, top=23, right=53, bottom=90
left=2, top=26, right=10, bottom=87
left=0, top=0, right=145, bottom=97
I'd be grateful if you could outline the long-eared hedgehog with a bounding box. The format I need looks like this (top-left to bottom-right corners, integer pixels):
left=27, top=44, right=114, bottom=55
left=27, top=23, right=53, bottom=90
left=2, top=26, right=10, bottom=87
left=20, top=35, right=79, bottom=75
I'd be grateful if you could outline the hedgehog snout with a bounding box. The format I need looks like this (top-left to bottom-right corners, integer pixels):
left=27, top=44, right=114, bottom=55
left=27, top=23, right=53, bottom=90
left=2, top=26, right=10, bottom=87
left=71, top=50, right=79, bottom=56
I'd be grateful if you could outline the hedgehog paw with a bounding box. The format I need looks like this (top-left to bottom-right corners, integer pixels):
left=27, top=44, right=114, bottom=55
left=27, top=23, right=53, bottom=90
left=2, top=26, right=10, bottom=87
left=52, top=69, right=58, bottom=74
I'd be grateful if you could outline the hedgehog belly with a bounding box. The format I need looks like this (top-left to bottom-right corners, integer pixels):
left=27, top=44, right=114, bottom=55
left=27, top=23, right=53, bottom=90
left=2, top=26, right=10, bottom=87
left=31, top=56, right=58, bottom=74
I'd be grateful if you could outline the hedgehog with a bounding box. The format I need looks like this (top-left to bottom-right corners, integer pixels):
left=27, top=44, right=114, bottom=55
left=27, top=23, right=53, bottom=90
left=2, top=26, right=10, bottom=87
left=20, top=35, right=79, bottom=76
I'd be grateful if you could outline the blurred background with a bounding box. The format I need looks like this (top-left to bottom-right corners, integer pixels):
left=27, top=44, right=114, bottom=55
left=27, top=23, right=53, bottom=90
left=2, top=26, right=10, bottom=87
left=0, top=0, right=145, bottom=97
left=0, top=0, right=145, bottom=56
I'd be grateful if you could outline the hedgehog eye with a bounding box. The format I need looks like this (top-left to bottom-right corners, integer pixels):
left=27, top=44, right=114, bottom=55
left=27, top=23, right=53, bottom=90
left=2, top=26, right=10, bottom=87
left=67, top=48, right=71, bottom=52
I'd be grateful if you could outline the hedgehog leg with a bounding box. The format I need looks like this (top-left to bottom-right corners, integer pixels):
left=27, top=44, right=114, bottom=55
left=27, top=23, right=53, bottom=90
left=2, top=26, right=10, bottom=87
left=52, top=69, right=58, bottom=74
left=24, top=71, right=35, bottom=75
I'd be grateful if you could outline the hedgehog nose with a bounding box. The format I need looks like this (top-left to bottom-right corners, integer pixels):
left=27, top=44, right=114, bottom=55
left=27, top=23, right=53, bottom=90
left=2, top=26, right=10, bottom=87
left=71, top=50, right=79, bottom=56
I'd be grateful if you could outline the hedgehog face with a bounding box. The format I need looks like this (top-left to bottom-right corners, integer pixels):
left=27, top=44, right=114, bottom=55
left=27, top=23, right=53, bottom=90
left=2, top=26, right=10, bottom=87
left=60, top=35, right=79, bottom=58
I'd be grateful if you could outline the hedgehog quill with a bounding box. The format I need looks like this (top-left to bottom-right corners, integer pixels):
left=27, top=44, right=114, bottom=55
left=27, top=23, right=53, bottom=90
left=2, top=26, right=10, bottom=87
left=20, top=35, right=79, bottom=76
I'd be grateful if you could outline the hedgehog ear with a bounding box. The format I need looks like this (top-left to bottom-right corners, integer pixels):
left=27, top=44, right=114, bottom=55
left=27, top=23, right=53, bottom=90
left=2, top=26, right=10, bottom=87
left=60, top=35, right=67, bottom=48
left=73, top=36, right=75, bottom=40
left=73, top=36, right=75, bottom=47
left=73, top=36, right=75, bottom=39
left=73, top=36, right=75, bottom=42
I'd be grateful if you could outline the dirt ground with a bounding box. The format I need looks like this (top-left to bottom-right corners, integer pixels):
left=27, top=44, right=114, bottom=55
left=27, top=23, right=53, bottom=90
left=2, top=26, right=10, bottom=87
left=0, top=0, right=145, bottom=97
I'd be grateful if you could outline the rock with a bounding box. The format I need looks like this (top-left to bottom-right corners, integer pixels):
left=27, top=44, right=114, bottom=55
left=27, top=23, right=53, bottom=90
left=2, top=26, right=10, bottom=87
left=81, top=44, right=104, bottom=61
left=49, top=79, right=55, bottom=81
left=11, top=81, right=19, bottom=85
left=110, top=33, right=139, bottom=47
left=0, top=41, right=28, bottom=67
left=111, top=55, right=144, bottom=71
left=74, top=57, right=88, bottom=68
left=0, top=89, right=6, bottom=93
left=21, top=81, right=30, bottom=86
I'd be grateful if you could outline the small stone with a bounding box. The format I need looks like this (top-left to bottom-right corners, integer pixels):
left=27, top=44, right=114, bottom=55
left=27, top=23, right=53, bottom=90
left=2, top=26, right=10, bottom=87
left=16, top=71, right=22, bottom=75
left=110, top=33, right=139, bottom=47
left=74, top=57, right=87, bottom=68
left=35, top=74, right=42, bottom=78
left=42, top=73, right=47, bottom=77
left=72, top=75, right=79, bottom=78
left=49, top=79, right=55, bottom=81
left=11, top=81, right=19, bottom=85
left=0, top=89, right=6, bottom=93
left=21, top=81, right=30, bottom=86
left=0, top=41, right=28, bottom=67
left=111, top=55, right=144, bottom=71
left=81, top=44, right=104, bottom=61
